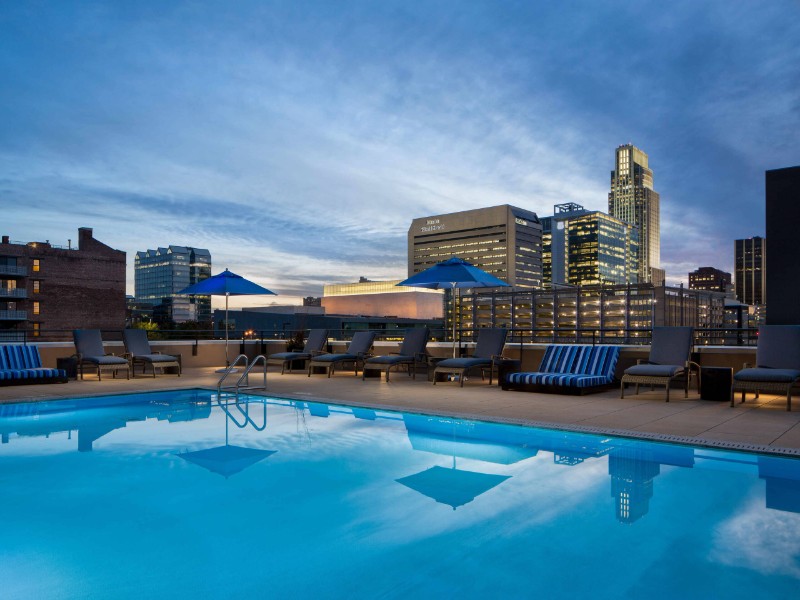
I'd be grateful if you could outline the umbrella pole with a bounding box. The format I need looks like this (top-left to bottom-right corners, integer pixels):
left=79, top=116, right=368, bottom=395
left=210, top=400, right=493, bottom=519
left=225, top=292, right=230, bottom=366
left=452, top=285, right=458, bottom=358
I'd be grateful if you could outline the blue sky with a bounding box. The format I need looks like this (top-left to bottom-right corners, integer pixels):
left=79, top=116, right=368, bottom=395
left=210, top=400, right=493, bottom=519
left=2, top=1, right=798, bottom=306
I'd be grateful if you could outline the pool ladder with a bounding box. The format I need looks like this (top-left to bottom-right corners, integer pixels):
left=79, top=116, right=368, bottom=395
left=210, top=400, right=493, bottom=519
left=217, top=354, right=268, bottom=394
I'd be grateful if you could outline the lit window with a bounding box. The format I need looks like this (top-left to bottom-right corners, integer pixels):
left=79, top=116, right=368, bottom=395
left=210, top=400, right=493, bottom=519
left=33, top=301, right=40, bottom=315
left=32, top=259, right=40, bottom=272
left=33, top=280, right=40, bottom=293
left=33, top=323, right=40, bottom=337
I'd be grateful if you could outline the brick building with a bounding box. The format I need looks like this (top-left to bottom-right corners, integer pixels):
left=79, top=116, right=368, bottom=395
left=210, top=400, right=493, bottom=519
left=0, top=227, right=126, bottom=341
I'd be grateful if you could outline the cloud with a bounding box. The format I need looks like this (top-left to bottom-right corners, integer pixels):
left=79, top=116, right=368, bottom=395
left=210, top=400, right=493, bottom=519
left=1, top=1, right=798, bottom=302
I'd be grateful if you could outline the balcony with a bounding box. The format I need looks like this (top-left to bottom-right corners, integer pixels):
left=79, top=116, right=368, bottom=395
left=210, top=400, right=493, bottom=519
left=0, top=310, right=27, bottom=321
left=0, top=330, right=26, bottom=342
left=0, top=288, right=27, bottom=299
left=0, top=265, right=27, bottom=276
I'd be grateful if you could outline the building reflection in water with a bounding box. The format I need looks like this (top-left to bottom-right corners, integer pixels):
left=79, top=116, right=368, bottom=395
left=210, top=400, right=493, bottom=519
left=0, top=391, right=211, bottom=451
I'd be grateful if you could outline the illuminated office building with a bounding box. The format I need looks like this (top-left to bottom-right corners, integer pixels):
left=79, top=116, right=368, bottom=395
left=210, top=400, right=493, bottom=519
left=134, top=246, right=212, bottom=323
left=608, top=144, right=662, bottom=284
left=458, top=283, right=725, bottom=343
left=688, top=267, right=731, bottom=293
left=734, top=237, right=766, bottom=306
left=408, top=205, right=543, bottom=288
left=542, top=203, right=638, bottom=287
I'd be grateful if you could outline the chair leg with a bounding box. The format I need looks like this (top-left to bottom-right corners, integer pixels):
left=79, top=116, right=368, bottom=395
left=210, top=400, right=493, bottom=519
left=620, top=381, right=625, bottom=399
left=666, top=380, right=670, bottom=403
left=460, top=371, right=465, bottom=387
left=787, top=389, right=792, bottom=412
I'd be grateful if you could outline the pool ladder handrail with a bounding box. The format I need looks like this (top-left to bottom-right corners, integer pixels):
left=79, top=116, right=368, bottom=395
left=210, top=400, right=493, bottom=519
left=235, top=354, right=268, bottom=393
left=217, top=354, right=249, bottom=393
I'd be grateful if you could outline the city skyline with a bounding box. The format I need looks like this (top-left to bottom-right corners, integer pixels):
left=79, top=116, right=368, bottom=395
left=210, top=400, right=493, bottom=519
left=2, top=1, right=799, bottom=307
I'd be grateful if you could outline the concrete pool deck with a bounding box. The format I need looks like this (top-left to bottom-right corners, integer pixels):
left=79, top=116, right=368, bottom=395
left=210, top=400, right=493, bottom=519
left=2, top=366, right=800, bottom=456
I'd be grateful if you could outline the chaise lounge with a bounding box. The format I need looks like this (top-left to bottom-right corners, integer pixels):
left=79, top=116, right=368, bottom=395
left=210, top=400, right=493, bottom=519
left=267, top=329, right=328, bottom=374
left=123, top=328, right=182, bottom=377
left=732, top=325, right=800, bottom=411
left=620, top=327, right=697, bottom=402
left=73, top=329, right=130, bottom=380
left=503, top=344, right=621, bottom=395
left=0, top=345, right=68, bottom=385
left=433, top=328, right=508, bottom=387
left=362, top=327, right=430, bottom=382
left=307, top=331, right=377, bottom=378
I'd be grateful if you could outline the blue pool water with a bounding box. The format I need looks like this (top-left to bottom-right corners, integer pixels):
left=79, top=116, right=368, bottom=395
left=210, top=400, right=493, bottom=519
left=1, top=389, right=799, bottom=599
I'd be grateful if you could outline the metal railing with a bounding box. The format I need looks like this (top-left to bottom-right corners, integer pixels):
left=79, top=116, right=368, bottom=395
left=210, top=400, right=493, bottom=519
left=0, top=288, right=27, bottom=299
left=0, top=265, right=27, bottom=276
left=0, top=326, right=761, bottom=347
left=0, top=310, right=27, bottom=321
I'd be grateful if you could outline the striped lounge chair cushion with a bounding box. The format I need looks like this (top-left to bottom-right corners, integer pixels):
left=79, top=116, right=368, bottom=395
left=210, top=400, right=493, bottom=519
left=0, top=345, right=67, bottom=381
left=506, top=345, right=621, bottom=388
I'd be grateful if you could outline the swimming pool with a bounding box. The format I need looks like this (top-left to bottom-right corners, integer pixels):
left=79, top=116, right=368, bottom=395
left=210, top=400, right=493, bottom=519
left=1, top=389, right=799, bottom=599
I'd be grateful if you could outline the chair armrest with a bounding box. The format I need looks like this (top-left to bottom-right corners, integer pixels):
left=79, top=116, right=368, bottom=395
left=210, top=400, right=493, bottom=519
left=152, top=351, right=163, bottom=355
left=743, top=362, right=752, bottom=369
left=311, top=350, right=327, bottom=356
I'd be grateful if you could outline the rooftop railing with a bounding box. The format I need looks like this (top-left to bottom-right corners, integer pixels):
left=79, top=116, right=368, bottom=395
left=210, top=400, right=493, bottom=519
left=0, top=326, right=761, bottom=347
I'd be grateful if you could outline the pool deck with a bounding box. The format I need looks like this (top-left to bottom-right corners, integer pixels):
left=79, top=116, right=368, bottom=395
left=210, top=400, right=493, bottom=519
left=2, top=367, right=800, bottom=456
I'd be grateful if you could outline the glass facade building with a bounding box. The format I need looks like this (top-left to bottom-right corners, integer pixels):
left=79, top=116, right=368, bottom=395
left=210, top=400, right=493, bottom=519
left=134, top=246, right=212, bottom=323
left=608, top=144, right=661, bottom=284
left=542, top=203, right=639, bottom=287
left=734, top=237, right=766, bottom=307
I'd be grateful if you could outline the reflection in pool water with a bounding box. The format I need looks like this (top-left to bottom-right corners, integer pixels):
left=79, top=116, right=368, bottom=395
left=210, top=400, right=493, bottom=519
left=1, top=389, right=799, bottom=598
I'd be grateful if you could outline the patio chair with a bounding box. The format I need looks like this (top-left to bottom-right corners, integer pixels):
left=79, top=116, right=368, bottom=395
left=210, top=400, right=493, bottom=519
left=732, top=325, right=800, bottom=411
left=433, top=328, right=508, bottom=387
left=123, top=328, right=182, bottom=378
left=267, top=329, right=328, bottom=374
left=362, top=328, right=430, bottom=382
left=620, top=327, right=697, bottom=402
left=73, top=329, right=130, bottom=381
left=307, top=331, right=377, bottom=378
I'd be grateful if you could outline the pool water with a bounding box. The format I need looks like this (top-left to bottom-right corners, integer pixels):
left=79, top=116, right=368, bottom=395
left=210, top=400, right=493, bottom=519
left=1, top=389, right=799, bottom=599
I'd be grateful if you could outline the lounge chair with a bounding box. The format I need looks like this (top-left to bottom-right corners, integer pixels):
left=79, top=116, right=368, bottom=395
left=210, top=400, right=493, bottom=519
left=123, top=328, right=182, bottom=377
left=362, top=328, right=430, bottom=382
left=307, top=331, right=377, bottom=378
left=0, top=345, right=68, bottom=386
left=433, top=328, right=508, bottom=387
left=732, top=325, right=800, bottom=411
left=267, top=329, right=328, bottom=374
left=73, top=329, right=130, bottom=380
left=620, top=327, right=697, bottom=402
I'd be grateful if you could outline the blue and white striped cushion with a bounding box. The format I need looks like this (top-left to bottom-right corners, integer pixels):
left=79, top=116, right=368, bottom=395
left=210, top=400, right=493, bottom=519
left=506, top=372, right=612, bottom=388
left=0, top=345, right=43, bottom=369
left=508, top=345, right=622, bottom=388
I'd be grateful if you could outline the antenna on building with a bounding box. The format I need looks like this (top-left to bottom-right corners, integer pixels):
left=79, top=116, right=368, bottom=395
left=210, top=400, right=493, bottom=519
left=68, top=239, right=72, bottom=249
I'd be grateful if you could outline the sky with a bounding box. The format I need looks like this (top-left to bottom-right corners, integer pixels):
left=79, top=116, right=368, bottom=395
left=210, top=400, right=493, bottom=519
left=1, top=1, right=799, bottom=308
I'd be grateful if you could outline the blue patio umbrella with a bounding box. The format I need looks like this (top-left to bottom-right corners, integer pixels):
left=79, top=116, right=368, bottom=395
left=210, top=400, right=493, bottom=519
left=397, top=257, right=510, bottom=356
left=178, top=269, right=276, bottom=367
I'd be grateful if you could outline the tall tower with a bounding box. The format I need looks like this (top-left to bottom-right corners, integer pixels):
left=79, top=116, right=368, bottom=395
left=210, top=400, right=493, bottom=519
left=608, top=144, right=661, bottom=284
left=734, top=236, right=766, bottom=306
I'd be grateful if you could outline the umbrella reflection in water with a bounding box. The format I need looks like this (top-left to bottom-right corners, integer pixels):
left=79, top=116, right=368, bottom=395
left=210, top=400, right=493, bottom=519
left=178, top=396, right=275, bottom=479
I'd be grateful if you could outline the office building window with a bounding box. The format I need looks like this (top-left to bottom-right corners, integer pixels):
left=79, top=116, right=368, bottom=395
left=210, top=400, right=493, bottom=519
left=33, top=322, right=40, bottom=337
left=33, top=280, right=40, bottom=293
left=33, top=259, right=40, bottom=272
left=33, top=301, right=40, bottom=315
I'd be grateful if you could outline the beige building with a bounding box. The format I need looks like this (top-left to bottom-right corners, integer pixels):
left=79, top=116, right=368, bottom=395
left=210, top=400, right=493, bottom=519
left=608, top=144, right=662, bottom=284
left=407, top=205, right=543, bottom=289
left=322, top=278, right=443, bottom=319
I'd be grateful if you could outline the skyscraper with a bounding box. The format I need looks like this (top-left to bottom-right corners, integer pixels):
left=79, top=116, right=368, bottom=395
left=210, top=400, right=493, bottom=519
left=135, top=245, right=212, bottom=323
left=408, top=205, right=542, bottom=288
left=542, top=203, right=639, bottom=287
left=734, top=237, right=766, bottom=306
left=608, top=144, right=662, bottom=284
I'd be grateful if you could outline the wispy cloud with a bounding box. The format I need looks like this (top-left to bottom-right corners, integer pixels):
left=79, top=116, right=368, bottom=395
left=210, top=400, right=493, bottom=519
left=1, top=1, right=798, bottom=303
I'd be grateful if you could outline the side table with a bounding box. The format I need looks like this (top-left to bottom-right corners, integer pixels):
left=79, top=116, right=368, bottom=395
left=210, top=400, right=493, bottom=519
left=700, top=366, right=733, bottom=401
